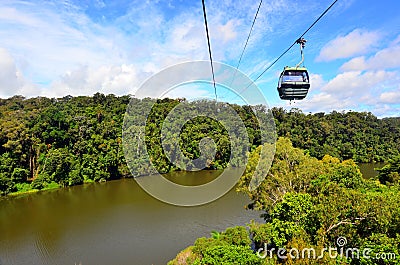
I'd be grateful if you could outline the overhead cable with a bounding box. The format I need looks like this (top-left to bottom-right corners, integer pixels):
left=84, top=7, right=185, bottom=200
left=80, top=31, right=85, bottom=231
left=252, top=0, right=339, bottom=83
left=201, top=0, right=218, bottom=102
left=235, top=0, right=263, bottom=71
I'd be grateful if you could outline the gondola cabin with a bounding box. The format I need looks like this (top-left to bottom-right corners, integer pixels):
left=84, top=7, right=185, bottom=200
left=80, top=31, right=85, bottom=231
left=277, top=66, right=310, bottom=100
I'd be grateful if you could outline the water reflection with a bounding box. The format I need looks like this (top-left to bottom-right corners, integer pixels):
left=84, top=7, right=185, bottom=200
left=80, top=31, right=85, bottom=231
left=0, top=171, right=261, bottom=265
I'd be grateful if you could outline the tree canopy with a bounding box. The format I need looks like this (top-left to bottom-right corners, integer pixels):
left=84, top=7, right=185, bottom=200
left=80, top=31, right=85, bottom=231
left=0, top=94, right=399, bottom=198
left=169, top=138, right=400, bottom=265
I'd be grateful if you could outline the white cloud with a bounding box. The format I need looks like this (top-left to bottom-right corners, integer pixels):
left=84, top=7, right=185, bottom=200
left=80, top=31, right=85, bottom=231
left=317, top=29, right=380, bottom=62
left=163, top=17, right=207, bottom=61
left=0, top=0, right=397, bottom=118
left=217, top=20, right=239, bottom=44
left=0, top=5, right=42, bottom=28
left=49, top=64, right=142, bottom=97
left=295, top=70, right=398, bottom=116
left=309, top=73, right=325, bottom=92
left=0, top=0, right=293, bottom=99
left=379, top=90, right=400, bottom=104
left=0, top=2, right=129, bottom=85
left=0, top=0, right=321, bottom=99
left=341, top=45, right=400, bottom=71
left=295, top=92, right=352, bottom=113
left=390, top=34, right=400, bottom=46
left=321, top=70, right=394, bottom=97
left=0, top=48, right=38, bottom=98
left=0, top=1, right=167, bottom=98
left=371, top=104, right=400, bottom=118
left=340, top=56, right=367, bottom=71
left=0, top=48, right=21, bottom=96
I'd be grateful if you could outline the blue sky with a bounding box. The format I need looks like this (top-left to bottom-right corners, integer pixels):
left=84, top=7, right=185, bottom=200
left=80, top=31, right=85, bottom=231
left=0, top=0, right=399, bottom=117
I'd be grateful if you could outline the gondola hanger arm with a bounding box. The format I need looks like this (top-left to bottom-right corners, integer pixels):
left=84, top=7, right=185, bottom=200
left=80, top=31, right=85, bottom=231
left=295, top=38, right=307, bottom=68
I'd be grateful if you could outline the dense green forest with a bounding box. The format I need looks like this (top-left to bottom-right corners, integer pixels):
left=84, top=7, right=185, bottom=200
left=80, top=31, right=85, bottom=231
left=273, top=108, right=400, bottom=162
left=0, top=93, right=399, bottom=196
left=1, top=94, right=399, bottom=263
left=168, top=138, right=400, bottom=265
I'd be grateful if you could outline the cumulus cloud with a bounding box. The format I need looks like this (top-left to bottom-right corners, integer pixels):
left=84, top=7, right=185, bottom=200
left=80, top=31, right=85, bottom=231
left=0, top=48, right=38, bottom=98
left=294, top=70, right=399, bottom=116
left=48, top=64, right=144, bottom=98
left=0, top=1, right=182, bottom=98
left=316, top=29, right=380, bottom=62
left=321, top=70, right=395, bottom=97
left=379, top=90, right=400, bottom=104
left=0, top=0, right=300, bottom=100
left=308, top=73, right=325, bottom=92
left=0, top=48, right=21, bottom=96
left=295, top=92, right=348, bottom=113
left=341, top=45, right=400, bottom=71
left=0, top=2, right=130, bottom=88
left=298, top=34, right=400, bottom=116
left=0, top=0, right=266, bottom=99
left=0, top=0, right=397, bottom=118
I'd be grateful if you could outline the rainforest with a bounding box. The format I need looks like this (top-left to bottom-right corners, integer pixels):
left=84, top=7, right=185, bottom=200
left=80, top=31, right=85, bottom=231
left=0, top=94, right=399, bottom=196
left=0, top=94, right=399, bottom=265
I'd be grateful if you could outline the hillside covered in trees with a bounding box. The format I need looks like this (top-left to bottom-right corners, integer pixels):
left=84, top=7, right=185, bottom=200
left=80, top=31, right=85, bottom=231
left=0, top=94, right=399, bottom=196
left=168, top=138, right=400, bottom=265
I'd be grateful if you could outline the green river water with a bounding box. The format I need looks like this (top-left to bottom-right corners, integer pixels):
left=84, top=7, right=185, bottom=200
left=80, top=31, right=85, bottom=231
left=0, top=163, right=384, bottom=265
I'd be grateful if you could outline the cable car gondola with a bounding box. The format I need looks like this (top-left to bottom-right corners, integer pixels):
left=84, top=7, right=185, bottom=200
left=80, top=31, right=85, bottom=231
left=277, top=38, right=310, bottom=101
left=277, top=66, right=310, bottom=100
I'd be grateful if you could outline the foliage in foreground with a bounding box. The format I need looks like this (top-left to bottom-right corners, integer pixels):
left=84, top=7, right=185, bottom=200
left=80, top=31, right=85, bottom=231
left=169, top=138, right=400, bottom=265
left=168, top=226, right=263, bottom=265
left=377, top=155, right=400, bottom=185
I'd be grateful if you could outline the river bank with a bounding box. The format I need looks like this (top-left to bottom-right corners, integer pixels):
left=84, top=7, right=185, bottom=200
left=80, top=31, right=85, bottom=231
left=1, top=162, right=385, bottom=200
left=0, top=171, right=262, bottom=265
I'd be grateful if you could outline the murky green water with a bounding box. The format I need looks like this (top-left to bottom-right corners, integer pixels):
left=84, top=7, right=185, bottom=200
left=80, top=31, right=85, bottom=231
left=0, top=163, right=385, bottom=265
left=0, top=170, right=261, bottom=265
left=358, top=162, right=386, bottom=179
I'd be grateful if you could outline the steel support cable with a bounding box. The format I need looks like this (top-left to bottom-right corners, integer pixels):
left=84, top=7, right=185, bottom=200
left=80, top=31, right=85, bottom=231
left=235, top=0, right=263, bottom=71
left=236, top=0, right=339, bottom=96
left=252, top=0, right=338, bottom=83
left=202, top=0, right=218, bottom=102
left=221, top=0, right=263, bottom=100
